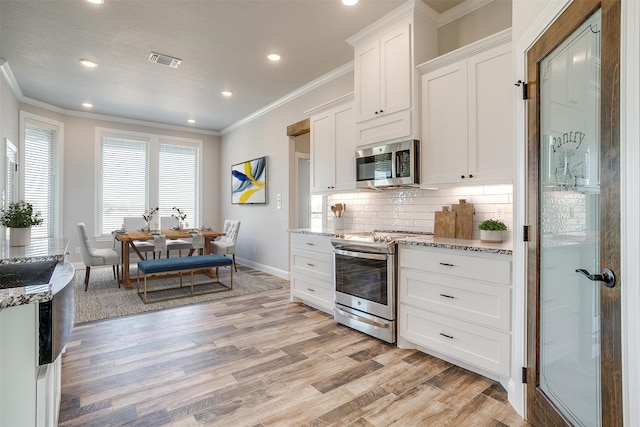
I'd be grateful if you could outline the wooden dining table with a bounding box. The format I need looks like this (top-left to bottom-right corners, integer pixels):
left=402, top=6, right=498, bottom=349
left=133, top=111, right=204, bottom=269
left=114, top=229, right=225, bottom=289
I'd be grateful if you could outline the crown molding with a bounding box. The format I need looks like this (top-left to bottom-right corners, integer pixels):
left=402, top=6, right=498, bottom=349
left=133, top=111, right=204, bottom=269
left=304, top=92, right=354, bottom=117
left=1, top=61, right=24, bottom=100
left=221, top=61, right=354, bottom=135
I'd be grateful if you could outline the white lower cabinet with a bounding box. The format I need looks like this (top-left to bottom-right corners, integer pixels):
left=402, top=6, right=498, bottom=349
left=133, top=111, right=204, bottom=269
left=398, top=245, right=512, bottom=378
left=290, top=233, right=334, bottom=313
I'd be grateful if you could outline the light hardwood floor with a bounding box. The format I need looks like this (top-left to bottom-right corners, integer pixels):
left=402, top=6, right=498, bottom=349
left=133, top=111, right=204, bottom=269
left=59, top=266, right=530, bottom=426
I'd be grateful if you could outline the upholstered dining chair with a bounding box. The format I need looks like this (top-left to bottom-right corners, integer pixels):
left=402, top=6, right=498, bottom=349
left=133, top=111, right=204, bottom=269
left=77, top=222, right=120, bottom=291
left=160, top=216, right=191, bottom=257
left=123, top=216, right=155, bottom=259
left=211, top=220, right=241, bottom=272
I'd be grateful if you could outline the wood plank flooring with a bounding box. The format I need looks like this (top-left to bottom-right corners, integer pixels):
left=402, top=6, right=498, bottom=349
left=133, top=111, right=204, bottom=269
left=59, top=266, right=530, bottom=426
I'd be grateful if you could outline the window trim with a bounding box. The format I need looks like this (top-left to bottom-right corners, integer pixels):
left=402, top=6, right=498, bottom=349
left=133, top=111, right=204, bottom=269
left=94, top=127, right=203, bottom=238
left=19, top=110, right=64, bottom=238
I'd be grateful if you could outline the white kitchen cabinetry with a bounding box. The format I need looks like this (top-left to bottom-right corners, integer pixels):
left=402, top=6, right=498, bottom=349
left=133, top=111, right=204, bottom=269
left=348, top=1, right=437, bottom=146
left=398, top=245, right=512, bottom=379
left=290, top=233, right=334, bottom=313
left=308, top=94, right=355, bottom=193
left=419, top=29, right=512, bottom=187
left=0, top=303, right=62, bottom=427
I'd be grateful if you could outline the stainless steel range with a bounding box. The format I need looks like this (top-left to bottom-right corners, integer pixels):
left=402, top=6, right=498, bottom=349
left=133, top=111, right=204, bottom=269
left=331, top=230, right=429, bottom=343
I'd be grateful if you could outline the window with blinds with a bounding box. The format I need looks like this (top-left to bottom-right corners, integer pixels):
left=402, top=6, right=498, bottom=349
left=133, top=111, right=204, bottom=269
left=24, top=119, right=60, bottom=238
left=97, top=129, right=201, bottom=236
left=159, top=143, right=199, bottom=227
left=99, top=135, right=149, bottom=235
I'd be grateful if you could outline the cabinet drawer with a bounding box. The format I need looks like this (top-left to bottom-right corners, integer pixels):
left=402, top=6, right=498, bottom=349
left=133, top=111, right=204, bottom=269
left=291, top=249, right=333, bottom=282
left=400, top=246, right=511, bottom=286
left=399, top=305, right=510, bottom=376
left=356, top=109, right=411, bottom=146
left=400, top=268, right=510, bottom=331
left=291, top=275, right=334, bottom=312
left=290, top=233, right=333, bottom=253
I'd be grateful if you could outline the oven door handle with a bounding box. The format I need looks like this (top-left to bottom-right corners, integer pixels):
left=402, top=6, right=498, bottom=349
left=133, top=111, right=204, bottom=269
left=335, top=307, right=390, bottom=329
left=333, top=248, right=387, bottom=261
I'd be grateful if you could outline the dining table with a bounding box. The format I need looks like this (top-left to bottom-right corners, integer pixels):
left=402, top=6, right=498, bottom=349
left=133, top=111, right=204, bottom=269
left=114, top=228, right=225, bottom=289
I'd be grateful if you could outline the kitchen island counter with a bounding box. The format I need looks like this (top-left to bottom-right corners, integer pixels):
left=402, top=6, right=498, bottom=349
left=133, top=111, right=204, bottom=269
left=0, top=237, right=70, bottom=310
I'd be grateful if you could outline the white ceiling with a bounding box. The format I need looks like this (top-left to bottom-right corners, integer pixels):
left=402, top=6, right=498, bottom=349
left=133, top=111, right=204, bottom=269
left=0, top=0, right=462, bottom=133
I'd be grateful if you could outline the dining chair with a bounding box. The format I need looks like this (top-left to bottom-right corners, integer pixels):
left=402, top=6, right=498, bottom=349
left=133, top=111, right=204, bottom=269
left=123, top=216, right=155, bottom=259
left=77, top=223, right=120, bottom=291
left=160, top=216, right=192, bottom=257
left=211, top=219, right=241, bottom=272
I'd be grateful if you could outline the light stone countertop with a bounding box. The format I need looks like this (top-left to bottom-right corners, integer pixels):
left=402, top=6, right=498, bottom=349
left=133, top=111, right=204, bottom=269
left=289, top=228, right=513, bottom=256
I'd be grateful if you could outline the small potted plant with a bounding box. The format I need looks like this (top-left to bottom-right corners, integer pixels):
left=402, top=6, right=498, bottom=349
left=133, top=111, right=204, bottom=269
left=0, top=201, right=44, bottom=246
left=478, top=219, right=507, bottom=243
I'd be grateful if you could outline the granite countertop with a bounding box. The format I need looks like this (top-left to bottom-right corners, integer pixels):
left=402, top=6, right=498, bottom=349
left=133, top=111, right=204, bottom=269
left=0, top=237, right=72, bottom=310
left=289, top=228, right=513, bottom=255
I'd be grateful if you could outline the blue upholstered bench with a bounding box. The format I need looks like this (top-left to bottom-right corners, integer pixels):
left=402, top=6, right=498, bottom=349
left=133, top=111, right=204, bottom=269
left=136, top=254, right=233, bottom=303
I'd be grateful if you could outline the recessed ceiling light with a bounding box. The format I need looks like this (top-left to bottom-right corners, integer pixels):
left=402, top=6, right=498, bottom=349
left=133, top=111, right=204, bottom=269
left=86, top=0, right=104, bottom=4
left=187, top=119, right=196, bottom=124
left=221, top=90, right=233, bottom=97
left=79, top=59, right=98, bottom=68
left=267, top=53, right=281, bottom=61
left=82, top=102, right=93, bottom=108
left=342, top=0, right=358, bottom=5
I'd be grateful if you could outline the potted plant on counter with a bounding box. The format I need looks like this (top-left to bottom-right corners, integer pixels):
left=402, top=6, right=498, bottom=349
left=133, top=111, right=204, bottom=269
left=478, top=219, right=507, bottom=243
left=0, top=201, right=44, bottom=246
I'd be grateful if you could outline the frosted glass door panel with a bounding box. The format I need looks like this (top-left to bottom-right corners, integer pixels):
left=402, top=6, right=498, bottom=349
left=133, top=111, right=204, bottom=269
left=539, top=10, right=601, bottom=427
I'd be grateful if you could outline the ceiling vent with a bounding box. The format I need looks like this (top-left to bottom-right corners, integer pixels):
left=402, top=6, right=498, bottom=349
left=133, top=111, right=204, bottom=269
left=148, top=52, right=182, bottom=68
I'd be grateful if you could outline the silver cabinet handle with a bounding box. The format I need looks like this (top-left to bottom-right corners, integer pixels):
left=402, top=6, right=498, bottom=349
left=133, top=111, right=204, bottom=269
left=440, top=333, right=454, bottom=339
left=307, top=288, right=315, bottom=292
left=575, top=268, right=616, bottom=288
left=439, top=262, right=454, bottom=267
left=307, top=263, right=315, bottom=267
left=439, top=293, right=455, bottom=299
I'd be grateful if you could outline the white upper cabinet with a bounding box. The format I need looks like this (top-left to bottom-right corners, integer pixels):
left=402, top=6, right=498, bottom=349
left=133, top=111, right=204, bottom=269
left=308, top=94, right=356, bottom=194
left=419, top=30, right=513, bottom=187
left=348, top=1, right=438, bottom=147
left=354, top=23, right=411, bottom=123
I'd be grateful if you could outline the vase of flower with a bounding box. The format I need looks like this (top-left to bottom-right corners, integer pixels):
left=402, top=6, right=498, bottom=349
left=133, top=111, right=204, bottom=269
left=0, top=201, right=43, bottom=247
left=142, top=207, right=158, bottom=232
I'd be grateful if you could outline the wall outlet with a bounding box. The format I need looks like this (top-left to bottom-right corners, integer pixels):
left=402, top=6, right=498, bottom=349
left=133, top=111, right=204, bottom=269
left=75, top=247, right=81, bottom=254
left=495, top=206, right=504, bottom=220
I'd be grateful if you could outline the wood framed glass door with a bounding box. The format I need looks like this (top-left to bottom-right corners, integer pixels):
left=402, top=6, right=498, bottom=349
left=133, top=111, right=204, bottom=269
left=525, top=0, right=622, bottom=425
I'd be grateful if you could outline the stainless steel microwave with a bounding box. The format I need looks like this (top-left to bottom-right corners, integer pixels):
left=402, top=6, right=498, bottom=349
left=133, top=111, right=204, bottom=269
left=355, top=140, right=419, bottom=189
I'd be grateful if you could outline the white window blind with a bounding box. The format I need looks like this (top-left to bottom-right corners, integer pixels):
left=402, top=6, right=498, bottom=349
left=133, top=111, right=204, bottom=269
left=24, top=120, right=59, bottom=238
left=99, top=135, right=149, bottom=234
left=159, top=143, right=199, bottom=227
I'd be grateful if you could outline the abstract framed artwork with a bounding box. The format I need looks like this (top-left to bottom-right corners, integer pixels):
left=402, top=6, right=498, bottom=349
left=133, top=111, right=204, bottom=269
left=231, top=156, right=267, bottom=204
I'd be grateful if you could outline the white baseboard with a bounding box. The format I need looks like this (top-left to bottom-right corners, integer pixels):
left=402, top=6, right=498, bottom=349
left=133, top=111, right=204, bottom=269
left=235, top=257, right=289, bottom=281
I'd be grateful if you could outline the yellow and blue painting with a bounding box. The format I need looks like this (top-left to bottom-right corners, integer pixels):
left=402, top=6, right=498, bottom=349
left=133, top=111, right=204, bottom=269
left=231, top=156, right=266, bottom=204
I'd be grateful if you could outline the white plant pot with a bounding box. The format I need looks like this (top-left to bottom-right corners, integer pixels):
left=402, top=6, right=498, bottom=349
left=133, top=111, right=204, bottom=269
left=10, top=227, right=31, bottom=247
left=480, top=230, right=504, bottom=243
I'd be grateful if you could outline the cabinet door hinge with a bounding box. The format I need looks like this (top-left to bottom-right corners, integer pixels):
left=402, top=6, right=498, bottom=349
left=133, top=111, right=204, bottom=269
left=522, top=367, right=528, bottom=383
left=523, top=225, right=530, bottom=242
left=515, top=80, right=529, bottom=100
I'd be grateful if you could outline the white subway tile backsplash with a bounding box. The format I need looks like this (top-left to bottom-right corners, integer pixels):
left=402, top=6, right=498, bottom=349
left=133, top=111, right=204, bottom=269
left=328, top=184, right=513, bottom=236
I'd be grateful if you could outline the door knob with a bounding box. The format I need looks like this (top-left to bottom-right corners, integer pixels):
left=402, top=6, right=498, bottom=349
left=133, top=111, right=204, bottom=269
left=575, top=268, right=616, bottom=288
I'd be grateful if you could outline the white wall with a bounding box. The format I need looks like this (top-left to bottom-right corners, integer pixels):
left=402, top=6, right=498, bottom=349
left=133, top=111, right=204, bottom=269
left=220, top=73, right=353, bottom=278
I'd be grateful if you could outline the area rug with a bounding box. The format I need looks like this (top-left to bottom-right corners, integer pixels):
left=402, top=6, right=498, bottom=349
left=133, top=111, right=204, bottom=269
left=74, top=266, right=282, bottom=324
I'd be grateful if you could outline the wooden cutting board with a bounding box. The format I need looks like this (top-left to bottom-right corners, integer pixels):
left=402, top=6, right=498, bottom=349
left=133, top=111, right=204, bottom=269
left=434, top=207, right=456, bottom=238
left=452, top=199, right=474, bottom=239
